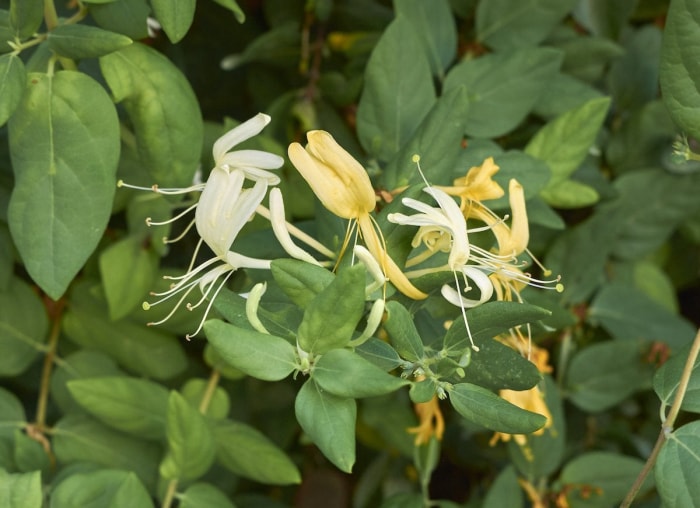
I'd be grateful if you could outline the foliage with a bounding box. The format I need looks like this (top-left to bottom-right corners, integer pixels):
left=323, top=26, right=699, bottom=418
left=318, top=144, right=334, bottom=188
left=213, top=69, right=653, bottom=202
left=0, top=0, right=699, bottom=507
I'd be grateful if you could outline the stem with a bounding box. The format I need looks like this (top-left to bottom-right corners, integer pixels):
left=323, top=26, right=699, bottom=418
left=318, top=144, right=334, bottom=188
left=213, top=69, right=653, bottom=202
left=619, top=328, right=700, bottom=508
left=198, top=369, right=221, bottom=415
left=35, top=298, right=65, bottom=430
left=161, top=479, right=178, bottom=508
left=44, top=0, right=59, bottom=31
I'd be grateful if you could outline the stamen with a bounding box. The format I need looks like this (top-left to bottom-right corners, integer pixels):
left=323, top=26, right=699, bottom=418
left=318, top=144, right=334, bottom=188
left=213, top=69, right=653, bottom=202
left=147, top=202, right=198, bottom=227
left=163, top=219, right=196, bottom=244
left=452, top=269, right=479, bottom=352
left=185, top=270, right=235, bottom=340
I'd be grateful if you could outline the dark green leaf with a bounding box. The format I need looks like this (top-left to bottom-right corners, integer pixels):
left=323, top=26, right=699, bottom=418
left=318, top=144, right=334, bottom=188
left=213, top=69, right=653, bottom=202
left=214, top=419, right=301, bottom=485
left=210, top=0, right=245, bottom=23
left=67, top=377, right=169, bottom=439
left=654, top=340, right=700, bottom=413
left=482, top=466, right=524, bottom=508
left=384, top=301, right=424, bottom=362
left=0, top=54, right=25, bottom=126
left=13, top=429, right=49, bottom=474
left=660, top=0, right=700, bottom=139
left=313, top=349, right=410, bottom=398
left=476, top=0, right=578, bottom=50
left=297, top=264, right=365, bottom=355
left=394, top=0, right=456, bottom=80
left=588, top=284, right=696, bottom=348
left=382, top=85, right=469, bottom=189
left=560, top=452, right=648, bottom=508
left=655, top=421, right=700, bottom=507
left=533, top=72, right=604, bottom=119
left=48, top=24, right=132, bottom=59
left=151, top=0, right=196, bottom=43
left=354, top=338, right=403, bottom=371
left=0, top=277, right=47, bottom=376
left=449, top=383, right=547, bottom=433
left=160, top=391, right=216, bottom=481
left=52, top=415, right=161, bottom=491
left=444, top=47, right=562, bottom=138
left=204, top=320, right=297, bottom=381
left=50, top=469, right=154, bottom=508
left=566, top=340, right=653, bottom=412
left=100, top=43, right=203, bottom=188
left=356, top=16, right=435, bottom=162
left=0, top=387, right=26, bottom=438
left=8, top=71, right=120, bottom=299
left=89, top=0, right=151, bottom=40
left=295, top=380, right=356, bottom=472
left=63, top=282, right=187, bottom=379
left=409, top=378, right=437, bottom=404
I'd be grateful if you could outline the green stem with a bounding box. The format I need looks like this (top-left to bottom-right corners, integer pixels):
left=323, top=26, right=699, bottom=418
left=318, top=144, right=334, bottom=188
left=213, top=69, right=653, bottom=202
left=35, top=299, right=65, bottom=430
left=44, top=0, right=59, bottom=31
left=619, top=328, right=700, bottom=508
left=161, top=479, right=178, bottom=508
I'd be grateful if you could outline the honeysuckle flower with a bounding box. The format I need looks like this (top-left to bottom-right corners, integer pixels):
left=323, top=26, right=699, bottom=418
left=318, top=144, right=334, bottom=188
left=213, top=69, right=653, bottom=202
left=118, top=113, right=287, bottom=338
left=438, top=156, right=504, bottom=206
left=288, top=130, right=427, bottom=300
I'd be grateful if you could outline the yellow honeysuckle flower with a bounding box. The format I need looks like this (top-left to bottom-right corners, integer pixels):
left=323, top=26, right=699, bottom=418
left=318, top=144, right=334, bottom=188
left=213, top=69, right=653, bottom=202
left=439, top=156, right=504, bottom=206
left=407, top=394, right=445, bottom=446
left=489, top=384, right=553, bottom=449
left=288, top=130, right=427, bottom=300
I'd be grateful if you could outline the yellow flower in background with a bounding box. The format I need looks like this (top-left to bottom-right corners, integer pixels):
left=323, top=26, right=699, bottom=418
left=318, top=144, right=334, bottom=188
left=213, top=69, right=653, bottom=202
left=288, top=130, right=427, bottom=300
left=439, top=156, right=504, bottom=206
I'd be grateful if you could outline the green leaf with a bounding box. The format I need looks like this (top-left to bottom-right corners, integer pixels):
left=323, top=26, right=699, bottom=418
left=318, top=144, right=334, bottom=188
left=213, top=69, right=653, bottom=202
left=409, top=377, right=437, bottom=403
left=89, top=0, right=150, bottom=40
left=50, top=350, right=124, bottom=415
left=297, top=264, right=365, bottom=355
left=214, top=419, right=301, bottom=485
left=48, top=24, right=132, bottom=59
left=539, top=179, right=599, bottom=209
left=607, top=169, right=700, bottom=260
left=559, top=452, right=648, bottom=508
left=9, top=0, right=43, bottom=39
left=100, top=43, right=203, bottom=188
left=204, top=320, right=297, bottom=381
left=13, top=429, right=49, bottom=474
left=210, top=0, right=245, bottom=23
left=0, top=470, right=42, bottom=508
left=449, top=383, right=547, bottom=434
left=181, top=378, right=230, bottom=420
left=660, top=0, right=700, bottom=140
left=270, top=258, right=334, bottom=308
left=655, top=421, right=700, bottom=507
left=654, top=341, right=700, bottom=413
left=63, top=282, right=188, bottom=380
left=533, top=72, right=604, bottom=119
left=355, top=337, right=403, bottom=371
left=508, top=376, right=566, bottom=479
left=313, top=349, right=410, bottom=398
left=443, top=301, right=551, bottom=356
left=151, top=0, right=196, bottom=43
left=160, top=391, right=216, bottom=481
left=52, top=415, right=161, bottom=491
left=443, top=47, right=562, bottom=138
left=554, top=33, right=625, bottom=83
left=0, top=387, right=26, bottom=438
left=8, top=71, right=120, bottom=299
left=566, top=340, right=653, bottom=412
left=0, top=277, right=47, bottom=376
left=483, top=151, right=552, bottom=209
left=67, top=377, right=169, bottom=439
left=588, top=284, right=696, bottom=348
left=384, top=300, right=424, bottom=361
left=0, top=54, right=25, bottom=127
left=99, top=235, right=159, bottom=320
left=180, top=483, right=237, bottom=508
left=382, top=85, right=470, bottom=189
left=525, top=97, right=609, bottom=206
left=295, top=379, right=356, bottom=472
left=482, top=466, right=524, bottom=508
left=394, top=0, right=456, bottom=80
left=476, top=0, right=578, bottom=50
left=50, top=469, right=154, bottom=508
left=356, top=15, right=435, bottom=162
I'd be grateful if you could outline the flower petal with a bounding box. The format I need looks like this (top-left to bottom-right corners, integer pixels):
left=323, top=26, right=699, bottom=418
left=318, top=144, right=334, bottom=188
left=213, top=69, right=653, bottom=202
left=212, top=113, right=271, bottom=164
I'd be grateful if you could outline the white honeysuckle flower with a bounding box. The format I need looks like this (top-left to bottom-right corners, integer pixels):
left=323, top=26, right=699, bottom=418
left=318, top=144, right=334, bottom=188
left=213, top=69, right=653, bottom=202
left=118, top=113, right=285, bottom=338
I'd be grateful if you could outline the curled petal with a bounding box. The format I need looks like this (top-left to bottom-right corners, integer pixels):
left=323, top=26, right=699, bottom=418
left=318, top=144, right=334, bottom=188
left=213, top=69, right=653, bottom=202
left=213, top=113, right=271, bottom=164
left=268, top=188, right=322, bottom=266
left=441, top=266, right=493, bottom=309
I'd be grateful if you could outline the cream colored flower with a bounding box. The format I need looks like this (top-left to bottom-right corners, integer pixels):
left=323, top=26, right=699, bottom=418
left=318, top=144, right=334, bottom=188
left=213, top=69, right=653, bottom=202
left=288, top=131, right=427, bottom=300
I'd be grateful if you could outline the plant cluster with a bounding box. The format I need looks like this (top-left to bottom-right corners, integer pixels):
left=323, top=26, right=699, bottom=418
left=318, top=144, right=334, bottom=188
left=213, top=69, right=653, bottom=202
left=1, top=0, right=700, bottom=507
